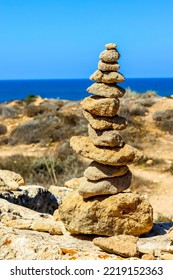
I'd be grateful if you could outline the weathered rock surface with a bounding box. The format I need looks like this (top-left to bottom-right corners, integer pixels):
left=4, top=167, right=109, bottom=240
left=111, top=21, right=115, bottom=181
left=81, top=96, right=119, bottom=117
left=90, top=70, right=125, bottom=84
left=84, top=161, right=129, bottom=180
left=59, top=191, right=153, bottom=236
left=0, top=198, right=63, bottom=235
left=88, top=125, right=124, bottom=147
left=98, top=60, right=120, bottom=71
left=0, top=169, right=24, bottom=191
left=0, top=222, right=63, bottom=260
left=0, top=185, right=60, bottom=214
left=64, top=178, right=80, bottom=189
left=99, top=49, right=120, bottom=62
left=93, top=235, right=139, bottom=257
left=87, top=83, right=125, bottom=98
left=83, top=110, right=128, bottom=130
left=70, top=136, right=142, bottom=166
left=79, top=171, right=132, bottom=198
left=137, top=235, right=173, bottom=257
left=48, top=185, right=73, bottom=201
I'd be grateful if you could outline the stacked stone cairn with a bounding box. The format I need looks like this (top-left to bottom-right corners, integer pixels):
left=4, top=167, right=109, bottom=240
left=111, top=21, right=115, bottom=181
left=59, top=43, right=153, bottom=237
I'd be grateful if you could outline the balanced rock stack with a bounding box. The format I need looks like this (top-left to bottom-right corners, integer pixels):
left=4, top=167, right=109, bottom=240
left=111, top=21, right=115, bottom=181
left=59, top=43, right=153, bottom=237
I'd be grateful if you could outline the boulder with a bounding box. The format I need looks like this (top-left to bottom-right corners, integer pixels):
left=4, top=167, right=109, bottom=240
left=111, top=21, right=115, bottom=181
left=84, top=161, right=128, bottom=180
left=99, top=49, right=120, bottom=63
left=83, top=110, right=128, bottom=130
left=87, top=83, right=125, bottom=98
left=70, top=136, right=142, bottom=166
left=93, top=235, right=139, bottom=257
left=98, top=60, right=120, bottom=71
left=79, top=171, right=132, bottom=198
left=88, top=125, right=124, bottom=147
left=59, top=191, right=153, bottom=236
left=81, top=96, right=119, bottom=117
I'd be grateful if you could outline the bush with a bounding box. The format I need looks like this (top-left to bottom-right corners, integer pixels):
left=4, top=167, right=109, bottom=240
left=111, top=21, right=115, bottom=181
left=0, top=124, right=7, bottom=135
left=152, top=110, right=173, bottom=134
left=0, top=148, right=87, bottom=187
left=0, top=105, right=18, bottom=119
left=9, top=116, right=61, bottom=145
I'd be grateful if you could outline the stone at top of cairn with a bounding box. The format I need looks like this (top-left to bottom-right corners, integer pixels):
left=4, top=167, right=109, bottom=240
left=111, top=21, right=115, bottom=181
left=105, top=43, right=117, bottom=50
left=87, top=43, right=125, bottom=98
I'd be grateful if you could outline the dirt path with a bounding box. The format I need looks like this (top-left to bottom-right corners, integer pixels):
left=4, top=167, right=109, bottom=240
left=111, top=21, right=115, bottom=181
left=131, top=166, right=173, bottom=220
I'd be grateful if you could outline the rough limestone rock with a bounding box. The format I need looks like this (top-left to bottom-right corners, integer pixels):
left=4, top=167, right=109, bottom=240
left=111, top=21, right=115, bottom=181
left=83, top=110, right=128, bottom=130
left=0, top=169, right=24, bottom=191
left=137, top=235, right=173, bottom=257
left=70, top=136, right=142, bottom=166
left=48, top=185, right=73, bottom=201
left=78, top=171, right=132, bottom=198
left=0, top=198, right=63, bottom=235
left=105, top=43, right=117, bottom=50
left=88, top=125, right=124, bottom=147
left=0, top=222, right=63, bottom=260
left=64, top=178, right=80, bottom=189
left=90, top=70, right=125, bottom=84
left=84, top=161, right=129, bottom=180
left=87, top=83, right=125, bottom=98
left=93, top=235, right=139, bottom=257
left=59, top=191, right=153, bottom=236
left=99, top=49, right=120, bottom=62
left=81, top=96, right=119, bottom=117
left=98, top=60, right=120, bottom=71
left=0, top=185, right=60, bottom=214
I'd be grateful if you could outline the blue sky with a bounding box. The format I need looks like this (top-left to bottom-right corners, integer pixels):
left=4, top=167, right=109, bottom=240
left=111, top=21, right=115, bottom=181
left=0, top=0, right=173, bottom=79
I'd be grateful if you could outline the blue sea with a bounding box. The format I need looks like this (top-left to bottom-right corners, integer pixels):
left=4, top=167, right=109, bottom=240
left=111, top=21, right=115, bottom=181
left=0, top=78, right=173, bottom=104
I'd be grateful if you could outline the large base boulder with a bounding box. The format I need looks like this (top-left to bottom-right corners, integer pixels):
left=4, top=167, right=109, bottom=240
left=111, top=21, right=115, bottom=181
left=59, top=191, right=153, bottom=237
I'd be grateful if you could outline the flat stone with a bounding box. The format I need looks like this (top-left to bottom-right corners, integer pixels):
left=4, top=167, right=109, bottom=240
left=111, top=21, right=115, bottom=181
left=83, top=110, right=128, bottom=130
left=90, top=70, right=125, bottom=84
left=88, top=125, right=124, bottom=147
left=79, top=171, right=132, bottom=198
left=105, top=43, right=117, bottom=50
left=0, top=198, right=62, bottom=235
left=100, top=50, right=120, bottom=63
left=59, top=192, right=153, bottom=236
left=84, top=161, right=129, bottom=180
left=93, top=235, right=139, bottom=257
left=102, top=71, right=125, bottom=84
left=98, top=60, right=120, bottom=71
left=81, top=96, right=119, bottom=117
left=70, top=136, right=142, bottom=166
left=87, top=83, right=125, bottom=98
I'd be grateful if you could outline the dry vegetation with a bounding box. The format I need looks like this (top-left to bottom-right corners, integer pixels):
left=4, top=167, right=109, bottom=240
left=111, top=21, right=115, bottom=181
left=0, top=91, right=173, bottom=221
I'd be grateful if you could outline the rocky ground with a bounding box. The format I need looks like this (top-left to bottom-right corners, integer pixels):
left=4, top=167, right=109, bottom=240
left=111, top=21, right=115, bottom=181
left=0, top=92, right=173, bottom=260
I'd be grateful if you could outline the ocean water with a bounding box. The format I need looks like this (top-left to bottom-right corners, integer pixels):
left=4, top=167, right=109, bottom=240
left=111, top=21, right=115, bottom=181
left=0, top=78, right=173, bottom=104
